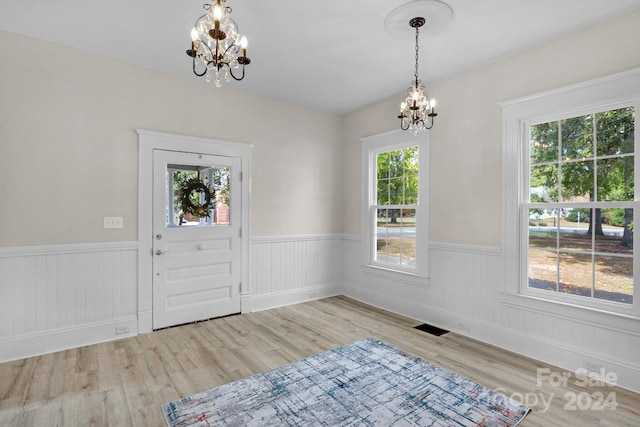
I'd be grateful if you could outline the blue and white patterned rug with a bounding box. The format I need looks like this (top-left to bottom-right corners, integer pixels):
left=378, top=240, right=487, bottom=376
left=162, top=338, right=530, bottom=426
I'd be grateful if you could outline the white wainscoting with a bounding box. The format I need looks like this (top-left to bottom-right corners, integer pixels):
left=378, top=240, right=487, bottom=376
left=0, top=242, right=138, bottom=362
left=3, top=236, right=639, bottom=392
left=343, top=237, right=640, bottom=393
left=0, top=235, right=344, bottom=362
left=249, top=235, right=344, bottom=312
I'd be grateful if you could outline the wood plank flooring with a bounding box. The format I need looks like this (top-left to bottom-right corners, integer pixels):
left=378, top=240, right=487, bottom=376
left=1, top=296, right=639, bottom=426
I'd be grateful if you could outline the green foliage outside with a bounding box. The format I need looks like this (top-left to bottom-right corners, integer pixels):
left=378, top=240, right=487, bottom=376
left=530, top=107, right=634, bottom=243
left=376, top=147, right=419, bottom=224
left=565, top=208, right=590, bottom=223
left=565, top=207, right=627, bottom=227
left=530, top=107, right=634, bottom=203
left=172, top=168, right=230, bottom=222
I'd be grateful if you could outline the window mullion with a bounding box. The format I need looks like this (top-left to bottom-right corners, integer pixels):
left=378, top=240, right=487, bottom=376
left=591, top=115, right=597, bottom=298
left=593, top=113, right=598, bottom=202
left=558, top=119, right=563, bottom=204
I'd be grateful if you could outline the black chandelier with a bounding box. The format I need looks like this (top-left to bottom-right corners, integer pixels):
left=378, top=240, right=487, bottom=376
left=186, top=0, right=250, bottom=87
left=398, top=17, right=437, bottom=133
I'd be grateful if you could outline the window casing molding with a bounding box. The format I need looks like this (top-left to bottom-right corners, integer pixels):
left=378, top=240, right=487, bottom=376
left=360, top=129, right=430, bottom=285
left=501, top=68, right=640, bottom=319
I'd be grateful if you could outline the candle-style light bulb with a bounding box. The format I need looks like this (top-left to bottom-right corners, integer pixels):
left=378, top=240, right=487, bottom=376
left=213, top=3, right=222, bottom=21
left=410, top=90, right=418, bottom=108
left=189, top=27, right=199, bottom=52
left=240, top=35, right=248, bottom=57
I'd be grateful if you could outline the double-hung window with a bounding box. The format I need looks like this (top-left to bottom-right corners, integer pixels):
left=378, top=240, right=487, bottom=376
left=527, top=108, right=635, bottom=304
left=361, top=130, right=429, bottom=283
left=503, top=69, right=640, bottom=316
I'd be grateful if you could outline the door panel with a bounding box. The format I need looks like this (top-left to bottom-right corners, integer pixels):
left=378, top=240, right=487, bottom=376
left=152, top=150, right=241, bottom=329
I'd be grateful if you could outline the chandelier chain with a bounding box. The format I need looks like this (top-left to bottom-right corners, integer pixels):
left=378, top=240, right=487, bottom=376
left=414, top=26, right=420, bottom=83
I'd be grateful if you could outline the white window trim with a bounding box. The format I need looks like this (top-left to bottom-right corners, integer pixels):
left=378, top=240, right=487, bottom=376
left=360, top=129, right=430, bottom=286
left=501, top=68, right=640, bottom=320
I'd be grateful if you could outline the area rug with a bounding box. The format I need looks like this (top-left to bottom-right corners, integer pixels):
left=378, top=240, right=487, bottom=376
left=162, top=337, right=530, bottom=426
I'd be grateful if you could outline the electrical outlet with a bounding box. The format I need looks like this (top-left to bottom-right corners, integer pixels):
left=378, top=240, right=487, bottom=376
left=457, top=322, right=470, bottom=332
left=583, top=361, right=603, bottom=372
left=104, top=216, right=123, bottom=229
left=115, top=325, right=130, bottom=335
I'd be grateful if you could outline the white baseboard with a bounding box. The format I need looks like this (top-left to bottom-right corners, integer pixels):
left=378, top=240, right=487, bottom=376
left=138, top=309, right=153, bottom=334
left=0, top=316, right=138, bottom=363
left=250, top=282, right=343, bottom=312
left=241, top=293, right=253, bottom=314
left=343, top=283, right=640, bottom=393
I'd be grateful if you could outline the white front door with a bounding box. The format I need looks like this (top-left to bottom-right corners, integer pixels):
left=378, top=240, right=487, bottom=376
left=152, top=149, right=242, bottom=329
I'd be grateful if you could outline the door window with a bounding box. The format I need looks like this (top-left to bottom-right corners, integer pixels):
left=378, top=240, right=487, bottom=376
left=166, top=164, right=231, bottom=227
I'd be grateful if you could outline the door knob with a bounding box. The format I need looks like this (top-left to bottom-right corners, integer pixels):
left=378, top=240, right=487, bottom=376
left=155, top=249, right=166, bottom=255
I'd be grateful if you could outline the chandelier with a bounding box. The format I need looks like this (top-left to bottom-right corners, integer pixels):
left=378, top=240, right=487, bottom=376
left=186, top=0, right=250, bottom=87
left=398, top=17, right=436, bottom=133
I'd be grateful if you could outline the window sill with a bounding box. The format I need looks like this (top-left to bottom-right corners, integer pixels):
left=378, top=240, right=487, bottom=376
left=500, top=291, right=640, bottom=335
left=361, top=264, right=430, bottom=288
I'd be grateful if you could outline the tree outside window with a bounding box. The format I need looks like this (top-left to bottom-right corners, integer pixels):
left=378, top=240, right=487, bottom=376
left=527, top=107, right=635, bottom=304
left=374, top=146, right=419, bottom=267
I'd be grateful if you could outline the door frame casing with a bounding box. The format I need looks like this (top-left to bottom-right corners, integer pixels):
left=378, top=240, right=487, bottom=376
left=137, top=129, right=253, bottom=333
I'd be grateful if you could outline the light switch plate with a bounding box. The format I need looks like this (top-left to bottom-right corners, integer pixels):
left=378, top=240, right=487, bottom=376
left=104, top=216, right=123, bottom=229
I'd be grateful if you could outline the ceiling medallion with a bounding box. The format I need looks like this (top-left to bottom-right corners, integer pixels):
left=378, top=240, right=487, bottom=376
left=384, top=0, right=453, bottom=39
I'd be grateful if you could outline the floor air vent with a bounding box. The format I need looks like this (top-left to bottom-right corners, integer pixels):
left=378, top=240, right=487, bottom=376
left=414, top=323, right=449, bottom=336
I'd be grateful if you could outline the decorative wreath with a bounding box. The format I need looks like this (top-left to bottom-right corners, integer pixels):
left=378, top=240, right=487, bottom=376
left=178, top=177, right=216, bottom=218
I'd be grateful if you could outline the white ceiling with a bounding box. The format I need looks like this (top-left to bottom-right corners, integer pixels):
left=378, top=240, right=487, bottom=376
left=2, top=0, right=640, bottom=114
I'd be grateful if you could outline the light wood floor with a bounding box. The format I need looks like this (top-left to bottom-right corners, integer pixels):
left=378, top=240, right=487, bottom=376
left=1, top=296, right=638, bottom=426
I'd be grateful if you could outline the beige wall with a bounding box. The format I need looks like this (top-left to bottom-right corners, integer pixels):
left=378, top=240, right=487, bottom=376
left=342, top=9, right=640, bottom=246
left=0, top=31, right=343, bottom=247
left=3, top=8, right=640, bottom=248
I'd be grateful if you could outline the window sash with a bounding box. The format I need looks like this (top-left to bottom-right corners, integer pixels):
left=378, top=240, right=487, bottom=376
left=523, top=104, right=637, bottom=307
left=372, top=205, right=418, bottom=269
left=361, top=130, right=429, bottom=280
